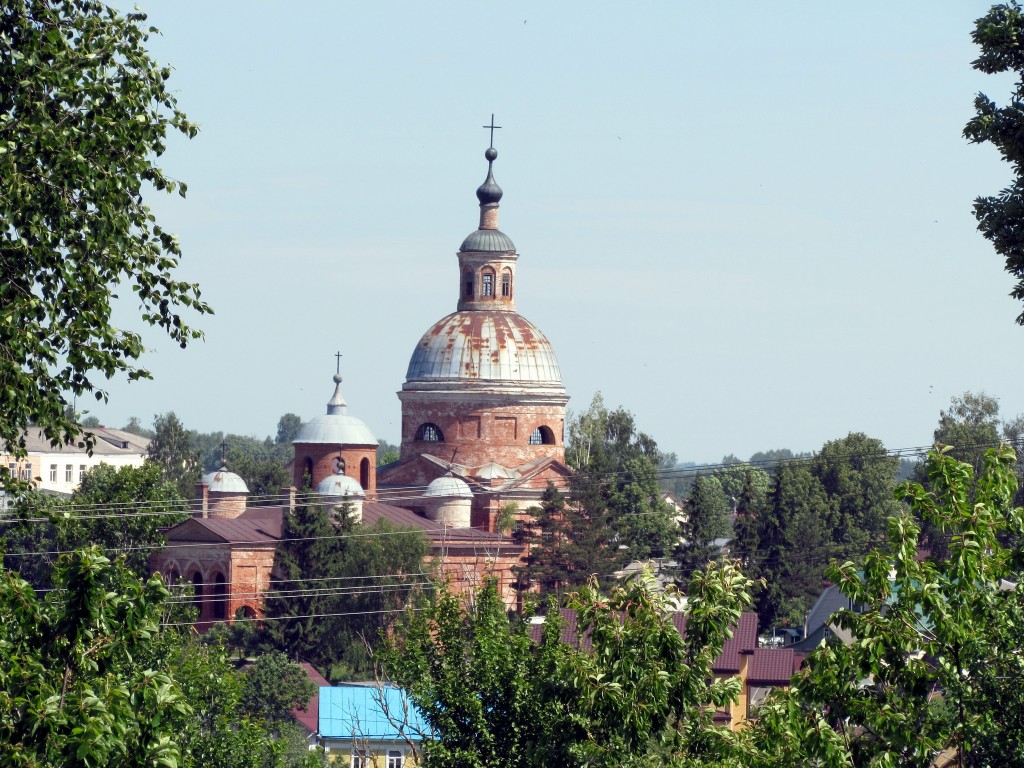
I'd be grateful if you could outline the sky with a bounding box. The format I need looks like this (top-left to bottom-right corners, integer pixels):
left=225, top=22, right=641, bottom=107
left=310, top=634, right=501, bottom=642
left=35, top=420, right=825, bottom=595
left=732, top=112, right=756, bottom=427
left=88, top=1, right=1024, bottom=464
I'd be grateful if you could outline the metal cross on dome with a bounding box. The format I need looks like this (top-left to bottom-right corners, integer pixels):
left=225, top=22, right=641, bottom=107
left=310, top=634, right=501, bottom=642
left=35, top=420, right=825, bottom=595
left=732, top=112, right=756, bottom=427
left=483, top=114, right=501, bottom=148
left=334, top=350, right=343, bottom=375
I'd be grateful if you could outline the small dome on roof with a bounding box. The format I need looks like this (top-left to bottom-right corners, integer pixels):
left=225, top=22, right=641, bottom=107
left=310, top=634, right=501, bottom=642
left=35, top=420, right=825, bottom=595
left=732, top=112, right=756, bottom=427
left=202, top=467, right=248, bottom=494
left=315, top=474, right=365, bottom=498
left=459, top=228, right=515, bottom=253
left=294, top=372, right=378, bottom=446
left=424, top=475, right=473, bottom=499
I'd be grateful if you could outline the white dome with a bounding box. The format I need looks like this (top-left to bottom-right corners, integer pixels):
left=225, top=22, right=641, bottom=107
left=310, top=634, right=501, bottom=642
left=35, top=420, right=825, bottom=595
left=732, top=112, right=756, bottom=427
left=202, top=468, right=248, bottom=494
left=315, top=474, right=365, bottom=498
left=406, top=311, right=563, bottom=385
left=295, top=413, right=377, bottom=446
left=424, top=475, right=473, bottom=499
left=294, top=374, right=378, bottom=446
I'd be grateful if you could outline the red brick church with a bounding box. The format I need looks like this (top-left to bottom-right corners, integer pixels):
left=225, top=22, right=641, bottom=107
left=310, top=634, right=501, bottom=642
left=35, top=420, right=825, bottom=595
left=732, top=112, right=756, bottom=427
left=152, top=138, right=572, bottom=626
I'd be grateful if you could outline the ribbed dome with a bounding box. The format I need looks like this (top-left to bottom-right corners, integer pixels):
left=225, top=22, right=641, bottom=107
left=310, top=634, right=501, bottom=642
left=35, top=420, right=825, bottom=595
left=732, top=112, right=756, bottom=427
left=406, top=311, right=563, bottom=384
left=315, top=474, right=365, bottom=498
left=459, top=228, right=515, bottom=253
left=202, top=467, right=248, bottom=494
left=425, top=475, right=473, bottom=499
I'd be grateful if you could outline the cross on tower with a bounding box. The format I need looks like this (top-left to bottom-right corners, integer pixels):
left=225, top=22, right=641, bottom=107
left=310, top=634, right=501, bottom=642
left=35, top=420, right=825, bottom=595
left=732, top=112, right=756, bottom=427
left=334, top=350, right=343, bottom=375
left=219, top=441, right=227, bottom=467
left=483, top=114, right=501, bottom=148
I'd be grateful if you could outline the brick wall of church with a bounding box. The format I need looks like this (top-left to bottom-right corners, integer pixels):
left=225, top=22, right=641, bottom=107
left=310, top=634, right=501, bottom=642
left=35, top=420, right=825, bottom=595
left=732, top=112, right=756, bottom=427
left=292, top=443, right=377, bottom=495
left=398, top=395, right=565, bottom=470
left=152, top=543, right=276, bottom=630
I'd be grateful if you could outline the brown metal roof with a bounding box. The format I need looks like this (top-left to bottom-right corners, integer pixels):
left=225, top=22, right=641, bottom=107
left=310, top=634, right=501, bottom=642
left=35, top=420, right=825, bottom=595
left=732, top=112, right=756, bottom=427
left=164, top=518, right=279, bottom=545
left=531, top=609, right=761, bottom=674
left=291, top=663, right=330, bottom=734
left=747, top=647, right=804, bottom=685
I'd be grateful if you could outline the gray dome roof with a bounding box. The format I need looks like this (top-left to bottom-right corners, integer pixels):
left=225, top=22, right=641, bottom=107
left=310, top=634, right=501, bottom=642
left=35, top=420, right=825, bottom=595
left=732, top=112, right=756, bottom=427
left=459, top=228, right=515, bottom=253
left=315, top=474, right=365, bottom=498
left=425, top=475, right=473, bottom=499
left=406, top=311, right=563, bottom=384
left=295, top=413, right=377, bottom=446
left=202, top=467, right=249, bottom=494
left=294, top=375, right=378, bottom=446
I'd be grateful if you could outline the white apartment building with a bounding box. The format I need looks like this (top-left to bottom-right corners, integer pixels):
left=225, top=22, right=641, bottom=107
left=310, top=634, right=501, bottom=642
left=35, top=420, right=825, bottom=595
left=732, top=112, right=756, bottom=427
left=3, top=427, right=150, bottom=496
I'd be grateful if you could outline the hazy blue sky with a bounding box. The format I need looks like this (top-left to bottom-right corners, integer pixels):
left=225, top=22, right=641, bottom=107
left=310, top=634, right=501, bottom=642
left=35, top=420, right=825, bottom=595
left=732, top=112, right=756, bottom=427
left=91, top=1, right=1024, bottom=463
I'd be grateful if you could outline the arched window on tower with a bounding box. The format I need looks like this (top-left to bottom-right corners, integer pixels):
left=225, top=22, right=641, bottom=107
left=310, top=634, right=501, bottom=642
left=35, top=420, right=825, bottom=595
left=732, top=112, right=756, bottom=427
left=464, top=269, right=474, bottom=298
left=481, top=268, right=495, bottom=297
left=302, top=457, right=314, bottom=486
left=415, top=423, right=445, bottom=442
left=501, top=269, right=512, bottom=297
left=529, top=426, right=556, bottom=446
left=360, top=457, right=370, bottom=489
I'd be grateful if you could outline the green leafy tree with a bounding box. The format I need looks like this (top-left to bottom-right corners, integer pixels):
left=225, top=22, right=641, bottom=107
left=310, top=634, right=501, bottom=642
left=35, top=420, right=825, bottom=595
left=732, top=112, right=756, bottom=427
left=964, top=1, right=1024, bottom=324
left=377, top=439, right=401, bottom=466
left=240, top=651, right=317, bottom=726
left=561, top=393, right=670, bottom=582
left=383, top=563, right=756, bottom=768
left=379, top=579, right=566, bottom=768
left=933, top=391, right=1002, bottom=474
left=148, top=411, right=202, bottom=500
left=275, top=413, right=303, bottom=445
left=0, top=548, right=188, bottom=767
left=61, top=461, right=188, bottom=580
left=748, top=444, right=1024, bottom=767
left=808, top=432, right=900, bottom=560
left=560, top=565, right=755, bottom=768
left=0, top=0, right=210, bottom=491
left=0, top=490, right=64, bottom=589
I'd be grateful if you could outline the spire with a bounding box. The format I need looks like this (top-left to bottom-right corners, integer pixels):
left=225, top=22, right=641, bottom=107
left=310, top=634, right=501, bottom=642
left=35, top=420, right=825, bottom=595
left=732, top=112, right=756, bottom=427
left=477, top=115, right=503, bottom=229
left=327, top=352, right=348, bottom=415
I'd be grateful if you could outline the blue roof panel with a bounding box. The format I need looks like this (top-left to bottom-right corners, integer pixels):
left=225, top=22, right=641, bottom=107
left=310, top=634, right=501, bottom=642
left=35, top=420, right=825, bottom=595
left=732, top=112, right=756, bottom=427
left=318, top=685, right=430, bottom=741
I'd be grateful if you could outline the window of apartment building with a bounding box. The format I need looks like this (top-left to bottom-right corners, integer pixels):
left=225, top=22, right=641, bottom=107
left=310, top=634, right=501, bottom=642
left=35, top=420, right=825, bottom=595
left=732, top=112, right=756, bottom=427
left=49, top=464, right=58, bottom=482
left=65, top=464, right=73, bottom=483
left=21, top=463, right=33, bottom=481
left=387, top=751, right=403, bottom=768
left=79, top=464, right=86, bottom=482
left=351, top=751, right=369, bottom=768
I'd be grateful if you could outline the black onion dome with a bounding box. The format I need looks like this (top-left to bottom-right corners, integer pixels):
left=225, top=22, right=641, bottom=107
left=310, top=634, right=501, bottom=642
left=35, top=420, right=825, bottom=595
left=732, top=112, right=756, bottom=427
left=476, top=148, right=503, bottom=205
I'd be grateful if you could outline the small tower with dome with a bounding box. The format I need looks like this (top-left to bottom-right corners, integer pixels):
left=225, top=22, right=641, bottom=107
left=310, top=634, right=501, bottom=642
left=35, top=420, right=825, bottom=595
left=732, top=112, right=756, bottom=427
left=292, top=360, right=378, bottom=495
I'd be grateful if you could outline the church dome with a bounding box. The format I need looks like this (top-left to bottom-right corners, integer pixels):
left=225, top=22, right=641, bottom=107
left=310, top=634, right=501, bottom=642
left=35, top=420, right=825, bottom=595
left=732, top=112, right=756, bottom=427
left=406, top=311, right=563, bottom=385
left=424, top=475, right=473, bottom=499
left=315, top=474, right=365, bottom=498
left=202, top=467, right=248, bottom=494
left=294, top=373, right=378, bottom=446
left=459, top=228, right=515, bottom=253
left=296, top=413, right=377, bottom=446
